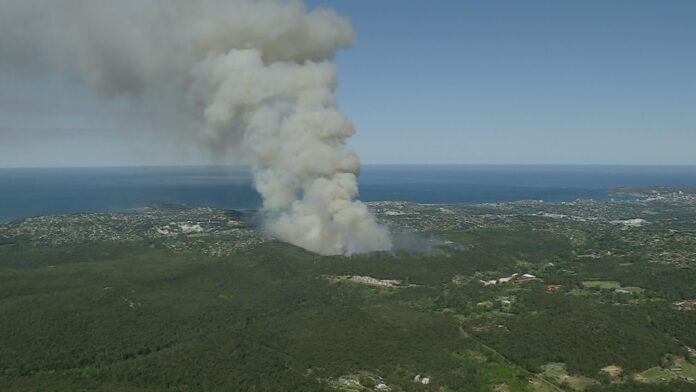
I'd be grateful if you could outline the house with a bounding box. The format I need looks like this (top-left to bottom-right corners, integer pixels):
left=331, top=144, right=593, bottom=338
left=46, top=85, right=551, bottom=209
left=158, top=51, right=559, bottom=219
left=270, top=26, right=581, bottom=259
left=547, top=284, right=562, bottom=292
left=480, top=272, right=538, bottom=286
left=498, top=273, right=519, bottom=283
left=338, top=375, right=359, bottom=386
left=498, top=297, right=514, bottom=312
left=674, top=299, right=696, bottom=309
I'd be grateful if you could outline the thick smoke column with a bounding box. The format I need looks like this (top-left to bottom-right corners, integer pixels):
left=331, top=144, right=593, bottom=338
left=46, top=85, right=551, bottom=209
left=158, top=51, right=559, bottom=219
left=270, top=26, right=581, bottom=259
left=191, top=50, right=391, bottom=254
left=0, top=0, right=392, bottom=255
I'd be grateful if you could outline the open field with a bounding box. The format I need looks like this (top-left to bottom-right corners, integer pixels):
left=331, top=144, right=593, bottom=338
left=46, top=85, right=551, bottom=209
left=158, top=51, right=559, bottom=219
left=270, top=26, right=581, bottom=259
left=582, top=281, right=622, bottom=290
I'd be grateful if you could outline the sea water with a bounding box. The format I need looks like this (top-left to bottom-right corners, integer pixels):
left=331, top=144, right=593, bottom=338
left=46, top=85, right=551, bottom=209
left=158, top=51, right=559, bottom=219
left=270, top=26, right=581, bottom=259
left=1, top=165, right=695, bottom=223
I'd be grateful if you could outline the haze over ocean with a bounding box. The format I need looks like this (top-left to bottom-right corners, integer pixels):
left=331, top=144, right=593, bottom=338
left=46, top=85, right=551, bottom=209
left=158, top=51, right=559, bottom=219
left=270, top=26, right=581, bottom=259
left=2, top=165, right=696, bottom=223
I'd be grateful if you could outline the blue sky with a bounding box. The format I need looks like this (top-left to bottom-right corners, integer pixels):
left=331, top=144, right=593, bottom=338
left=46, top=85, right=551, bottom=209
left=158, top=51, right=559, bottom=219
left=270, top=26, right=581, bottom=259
left=1, top=0, right=695, bottom=167
left=312, top=0, right=696, bottom=164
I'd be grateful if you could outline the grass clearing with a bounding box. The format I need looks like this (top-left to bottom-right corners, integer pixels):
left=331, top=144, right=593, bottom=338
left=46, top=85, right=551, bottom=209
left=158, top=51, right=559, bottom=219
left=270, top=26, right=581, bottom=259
left=635, top=357, right=696, bottom=384
left=638, top=366, right=676, bottom=383
left=541, top=363, right=598, bottom=391
left=678, top=358, right=696, bottom=379
left=582, top=281, right=622, bottom=290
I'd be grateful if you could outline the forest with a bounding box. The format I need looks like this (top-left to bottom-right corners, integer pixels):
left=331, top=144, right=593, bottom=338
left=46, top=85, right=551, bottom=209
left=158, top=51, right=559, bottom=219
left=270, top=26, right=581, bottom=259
left=2, top=196, right=696, bottom=391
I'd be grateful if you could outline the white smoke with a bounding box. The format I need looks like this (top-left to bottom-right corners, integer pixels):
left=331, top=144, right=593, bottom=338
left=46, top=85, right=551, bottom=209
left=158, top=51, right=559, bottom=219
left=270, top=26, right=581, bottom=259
left=0, top=0, right=392, bottom=255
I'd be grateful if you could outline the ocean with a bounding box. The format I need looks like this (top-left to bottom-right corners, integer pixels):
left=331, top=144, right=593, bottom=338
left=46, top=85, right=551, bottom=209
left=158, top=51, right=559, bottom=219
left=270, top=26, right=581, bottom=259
left=1, top=165, right=695, bottom=223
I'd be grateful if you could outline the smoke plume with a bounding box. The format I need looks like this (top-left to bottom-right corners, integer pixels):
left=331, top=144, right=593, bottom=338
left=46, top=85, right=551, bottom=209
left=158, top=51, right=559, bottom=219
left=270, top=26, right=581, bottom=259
left=0, top=0, right=392, bottom=255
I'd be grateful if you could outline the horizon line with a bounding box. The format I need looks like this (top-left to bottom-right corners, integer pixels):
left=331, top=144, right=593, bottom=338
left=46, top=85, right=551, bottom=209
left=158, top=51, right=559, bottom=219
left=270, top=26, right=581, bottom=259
left=2, top=163, right=696, bottom=170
